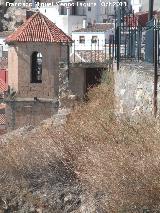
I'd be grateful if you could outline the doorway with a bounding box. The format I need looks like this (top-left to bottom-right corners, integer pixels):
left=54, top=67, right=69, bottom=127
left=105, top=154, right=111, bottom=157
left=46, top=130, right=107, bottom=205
left=85, top=68, right=103, bottom=92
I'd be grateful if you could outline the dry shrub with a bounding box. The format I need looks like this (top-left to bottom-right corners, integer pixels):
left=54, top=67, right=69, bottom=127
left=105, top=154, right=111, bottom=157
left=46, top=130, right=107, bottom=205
left=1, top=73, right=160, bottom=212
left=65, top=80, right=160, bottom=211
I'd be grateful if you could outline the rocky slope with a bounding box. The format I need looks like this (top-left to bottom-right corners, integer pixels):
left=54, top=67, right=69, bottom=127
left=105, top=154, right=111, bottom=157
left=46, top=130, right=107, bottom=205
left=0, top=0, right=28, bottom=31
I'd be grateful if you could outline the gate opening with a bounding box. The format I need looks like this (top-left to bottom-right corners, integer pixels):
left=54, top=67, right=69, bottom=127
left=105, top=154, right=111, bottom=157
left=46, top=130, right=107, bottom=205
left=86, top=68, right=103, bottom=91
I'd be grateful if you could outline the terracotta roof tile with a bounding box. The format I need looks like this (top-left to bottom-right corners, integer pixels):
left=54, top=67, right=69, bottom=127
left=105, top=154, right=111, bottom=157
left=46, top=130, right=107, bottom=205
left=0, top=79, right=8, bottom=98
left=126, top=10, right=160, bottom=27
left=0, top=113, right=6, bottom=126
left=5, top=12, right=72, bottom=44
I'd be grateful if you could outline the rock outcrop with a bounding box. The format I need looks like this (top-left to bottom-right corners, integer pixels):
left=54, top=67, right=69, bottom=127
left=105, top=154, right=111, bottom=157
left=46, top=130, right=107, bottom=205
left=0, top=0, right=28, bottom=31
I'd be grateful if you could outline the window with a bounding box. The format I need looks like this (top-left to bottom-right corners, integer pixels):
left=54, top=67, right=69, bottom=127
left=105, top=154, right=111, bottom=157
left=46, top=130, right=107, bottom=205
left=79, top=36, right=85, bottom=44
left=103, top=19, right=107, bottom=23
left=88, top=7, right=91, bottom=11
left=91, top=36, right=98, bottom=43
left=60, top=6, right=67, bottom=15
left=31, top=52, right=42, bottom=83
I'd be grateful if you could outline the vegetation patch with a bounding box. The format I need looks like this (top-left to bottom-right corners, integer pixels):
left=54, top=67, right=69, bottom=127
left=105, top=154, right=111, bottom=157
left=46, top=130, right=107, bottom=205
left=1, top=77, right=160, bottom=212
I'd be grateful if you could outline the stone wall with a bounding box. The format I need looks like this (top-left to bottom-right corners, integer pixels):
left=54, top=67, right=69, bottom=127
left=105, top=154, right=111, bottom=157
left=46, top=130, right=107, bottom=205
left=69, top=66, right=86, bottom=99
left=5, top=98, right=59, bottom=131
left=114, top=62, right=160, bottom=117
left=8, top=42, right=68, bottom=99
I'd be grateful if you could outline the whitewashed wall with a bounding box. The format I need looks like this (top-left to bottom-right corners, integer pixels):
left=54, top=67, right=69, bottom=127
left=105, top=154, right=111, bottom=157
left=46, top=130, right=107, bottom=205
left=38, top=0, right=117, bottom=36
left=72, top=28, right=114, bottom=51
left=85, top=0, right=118, bottom=23
left=39, top=6, right=59, bottom=24
left=0, top=37, right=8, bottom=52
left=39, top=6, right=86, bottom=35
left=72, top=32, right=106, bottom=51
left=141, top=0, right=159, bottom=11
left=131, top=0, right=142, bottom=12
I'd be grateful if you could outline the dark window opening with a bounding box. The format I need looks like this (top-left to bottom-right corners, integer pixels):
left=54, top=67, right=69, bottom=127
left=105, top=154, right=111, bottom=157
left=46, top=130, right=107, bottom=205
left=103, top=19, right=107, bottom=23
left=72, top=5, right=77, bottom=15
left=60, top=6, right=67, bottom=15
left=88, top=7, right=91, bottom=11
left=79, top=36, right=85, bottom=44
left=91, top=36, right=98, bottom=43
left=86, top=68, right=103, bottom=92
left=31, top=52, right=42, bottom=83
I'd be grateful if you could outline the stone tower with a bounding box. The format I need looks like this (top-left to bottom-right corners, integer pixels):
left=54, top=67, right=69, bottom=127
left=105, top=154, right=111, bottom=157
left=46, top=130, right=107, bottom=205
left=5, top=12, right=72, bottom=130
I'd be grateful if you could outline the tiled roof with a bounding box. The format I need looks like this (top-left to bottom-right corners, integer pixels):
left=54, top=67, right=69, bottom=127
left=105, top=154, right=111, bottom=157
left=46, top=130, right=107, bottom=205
left=0, top=113, right=6, bottom=126
left=0, top=103, right=5, bottom=128
left=5, top=12, right=72, bottom=44
left=73, top=23, right=114, bottom=33
left=0, top=79, right=7, bottom=93
left=0, top=79, right=8, bottom=99
left=126, top=11, right=160, bottom=27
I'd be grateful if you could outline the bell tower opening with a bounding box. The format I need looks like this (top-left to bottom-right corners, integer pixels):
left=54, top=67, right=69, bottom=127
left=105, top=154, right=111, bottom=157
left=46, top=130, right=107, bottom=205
left=31, top=51, right=42, bottom=83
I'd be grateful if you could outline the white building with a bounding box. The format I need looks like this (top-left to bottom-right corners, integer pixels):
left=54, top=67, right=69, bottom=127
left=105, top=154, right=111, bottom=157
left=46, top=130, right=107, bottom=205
left=130, top=0, right=142, bottom=13
left=129, top=0, right=160, bottom=13
left=141, top=0, right=160, bottom=11
left=84, top=0, right=118, bottom=23
left=38, top=0, right=118, bottom=35
left=72, top=23, right=114, bottom=51
left=0, top=32, right=10, bottom=57
left=38, top=0, right=86, bottom=35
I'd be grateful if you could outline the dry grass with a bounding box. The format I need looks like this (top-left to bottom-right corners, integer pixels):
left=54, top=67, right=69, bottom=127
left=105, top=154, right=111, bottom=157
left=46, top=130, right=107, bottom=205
left=1, top=74, right=160, bottom=212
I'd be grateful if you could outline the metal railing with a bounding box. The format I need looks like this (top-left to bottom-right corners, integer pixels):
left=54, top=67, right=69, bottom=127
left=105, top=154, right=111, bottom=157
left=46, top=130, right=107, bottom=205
left=70, top=39, right=114, bottom=64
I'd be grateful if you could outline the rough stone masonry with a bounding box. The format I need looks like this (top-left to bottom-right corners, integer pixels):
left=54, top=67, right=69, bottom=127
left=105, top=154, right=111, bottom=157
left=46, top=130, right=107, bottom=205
left=114, top=62, right=160, bottom=117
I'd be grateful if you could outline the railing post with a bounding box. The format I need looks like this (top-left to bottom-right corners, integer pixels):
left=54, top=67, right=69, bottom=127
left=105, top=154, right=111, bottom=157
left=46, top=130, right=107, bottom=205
left=112, top=36, right=114, bottom=59
left=105, top=39, right=107, bottom=61
left=137, top=26, right=142, bottom=62
left=91, top=40, right=93, bottom=63
left=74, top=40, right=75, bottom=63
left=148, top=0, right=154, bottom=21
left=154, top=28, right=158, bottom=117
left=109, top=39, right=111, bottom=60
left=116, top=26, right=120, bottom=70
left=60, top=39, right=62, bottom=61
left=128, top=13, right=131, bottom=58
left=114, top=6, right=117, bottom=60
left=67, top=42, right=70, bottom=79
left=158, top=20, right=160, bottom=65
left=125, top=35, right=127, bottom=61
left=98, top=39, right=100, bottom=62
left=94, top=42, right=97, bottom=62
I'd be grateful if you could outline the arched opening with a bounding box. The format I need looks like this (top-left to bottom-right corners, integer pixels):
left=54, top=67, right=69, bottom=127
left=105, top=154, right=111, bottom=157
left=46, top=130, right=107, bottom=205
left=31, top=52, right=42, bottom=83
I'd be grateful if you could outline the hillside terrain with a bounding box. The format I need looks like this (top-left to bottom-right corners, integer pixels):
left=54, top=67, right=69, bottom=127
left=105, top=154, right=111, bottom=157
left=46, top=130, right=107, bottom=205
left=1, top=78, right=160, bottom=212
left=0, top=0, right=59, bottom=31
left=0, top=0, right=28, bottom=31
